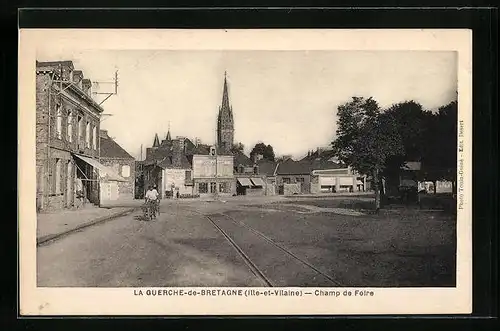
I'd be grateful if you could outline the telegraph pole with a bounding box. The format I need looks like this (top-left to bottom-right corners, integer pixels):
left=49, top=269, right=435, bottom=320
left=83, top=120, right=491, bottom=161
left=93, top=70, right=119, bottom=106
left=214, top=116, right=219, bottom=201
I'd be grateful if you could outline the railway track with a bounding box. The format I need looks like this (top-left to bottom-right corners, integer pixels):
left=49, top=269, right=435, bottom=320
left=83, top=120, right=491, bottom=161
left=197, top=210, right=341, bottom=287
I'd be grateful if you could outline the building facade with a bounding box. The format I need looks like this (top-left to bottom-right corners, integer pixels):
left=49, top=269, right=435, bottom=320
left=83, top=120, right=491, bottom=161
left=192, top=154, right=236, bottom=197
left=99, top=130, right=135, bottom=204
left=36, top=61, right=104, bottom=211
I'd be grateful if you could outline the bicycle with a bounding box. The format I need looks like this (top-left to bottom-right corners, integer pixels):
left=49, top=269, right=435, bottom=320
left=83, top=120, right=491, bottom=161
left=142, top=199, right=156, bottom=221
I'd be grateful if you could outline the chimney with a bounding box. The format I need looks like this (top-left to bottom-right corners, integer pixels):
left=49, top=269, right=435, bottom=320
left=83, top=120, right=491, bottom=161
left=56, top=61, right=74, bottom=81
left=82, top=79, right=92, bottom=95
left=99, top=129, right=108, bottom=138
left=172, top=139, right=183, bottom=168
left=178, top=137, right=185, bottom=154
left=72, top=70, right=84, bottom=88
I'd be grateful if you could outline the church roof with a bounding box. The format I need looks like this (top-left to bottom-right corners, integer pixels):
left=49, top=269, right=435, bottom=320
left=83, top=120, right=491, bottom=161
left=153, top=133, right=160, bottom=147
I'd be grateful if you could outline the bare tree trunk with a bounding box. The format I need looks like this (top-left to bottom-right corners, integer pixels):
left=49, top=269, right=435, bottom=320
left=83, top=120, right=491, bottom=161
left=373, top=169, right=381, bottom=212
left=433, top=180, right=437, bottom=194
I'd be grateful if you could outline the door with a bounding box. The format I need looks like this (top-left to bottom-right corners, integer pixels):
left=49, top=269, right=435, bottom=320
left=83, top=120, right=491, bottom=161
left=100, top=182, right=119, bottom=202
left=66, top=161, right=73, bottom=207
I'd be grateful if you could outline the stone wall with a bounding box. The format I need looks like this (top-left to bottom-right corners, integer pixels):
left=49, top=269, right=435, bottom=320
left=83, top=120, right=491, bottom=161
left=36, top=70, right=101, bottom=211
left=284, top=183, right=301, bottom=196
left=100, top=158, right=136, bottom=200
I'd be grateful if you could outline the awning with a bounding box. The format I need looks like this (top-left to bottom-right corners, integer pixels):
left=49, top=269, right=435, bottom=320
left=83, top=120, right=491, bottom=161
left=250, top=177, right=265, bottom=187
left=73, top=154, right=127, bottom=182
left=237, top=177, right=253, bottom=187
left=338, top=176, right=354, bottom=186
left=319, top=176, right=336, bottom=186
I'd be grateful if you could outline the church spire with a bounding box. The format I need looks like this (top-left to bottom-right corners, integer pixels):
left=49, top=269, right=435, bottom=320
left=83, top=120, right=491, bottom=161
left=221, top=71, right=231, bottom=113
left=153, top=133, right=160, bottom=147
left=217, top=71, right=235, bottom=151
left=166, top=121, right=171, bottom=140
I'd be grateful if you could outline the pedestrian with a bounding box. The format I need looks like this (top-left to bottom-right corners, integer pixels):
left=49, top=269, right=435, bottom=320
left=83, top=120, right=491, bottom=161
left=75, top=177, right=84, bottom=209
left=144, top=185, right=159, bottom=220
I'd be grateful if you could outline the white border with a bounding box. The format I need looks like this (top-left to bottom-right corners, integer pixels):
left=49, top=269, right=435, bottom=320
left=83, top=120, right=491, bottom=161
left=19, top=29, right=472, bottom=315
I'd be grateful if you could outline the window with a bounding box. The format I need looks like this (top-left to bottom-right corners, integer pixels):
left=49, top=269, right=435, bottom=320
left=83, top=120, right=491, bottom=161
left=219, top=182, right=230, bottom=193
left=199, top=182, right=208, bottom=194
left=67, top=111, right=73, bottom=142
left=210, top=182, right=217, bottom=193
left=86, top=121, right=90, bottom=147
left=283, top=177, right=291, bottom=184
left=55, top=104, right=62, bottom=139
left=121, top=165, right=130, bottom=178
left=92, top=125, right=97, bottom=149
left=77, top=115, right=83, bottom=141
left=185, top=170, right=192, bottom=181
left=296, top=177, right=305, bottom=183
left=55, top=159, right=62, bottom=194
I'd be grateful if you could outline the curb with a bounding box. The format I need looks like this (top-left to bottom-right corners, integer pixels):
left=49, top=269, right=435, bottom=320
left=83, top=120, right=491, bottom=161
left=37, top=207, right=136, bottom=246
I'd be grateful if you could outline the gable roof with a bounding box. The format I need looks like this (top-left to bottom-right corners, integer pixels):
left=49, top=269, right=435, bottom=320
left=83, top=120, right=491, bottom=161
left=257, top=160, right=279, bottom=176
left=276, top=159, right=345, bottom=175
left=233, top=150, right=253, bottom=166
left=100, top=136, right=135, bottom=159
left=157, top=155, right=191, bottom=169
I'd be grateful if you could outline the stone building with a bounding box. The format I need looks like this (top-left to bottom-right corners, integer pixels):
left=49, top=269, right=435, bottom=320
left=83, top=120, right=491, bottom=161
left=256, top=159, right=279, bottom=196
left=191, top=152, right=235, bottom=197
left=36, top=60, right=105, bottom=211
left=275, top=157, right=366, bottom=195
left=143, top=135, right=194, bottom=199
left=99, top=130, right=136, bottom=204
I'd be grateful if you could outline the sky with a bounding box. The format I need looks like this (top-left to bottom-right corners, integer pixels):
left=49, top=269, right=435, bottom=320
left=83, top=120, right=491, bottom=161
left=36, top=50, right=457, bottom=160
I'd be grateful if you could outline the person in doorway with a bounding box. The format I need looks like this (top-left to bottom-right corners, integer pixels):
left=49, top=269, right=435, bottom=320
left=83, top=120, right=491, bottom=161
left=75, top=177, right=84, bottom=208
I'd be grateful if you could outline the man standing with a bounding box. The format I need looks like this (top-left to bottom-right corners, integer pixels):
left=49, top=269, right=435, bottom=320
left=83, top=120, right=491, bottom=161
left=145, top=185, right=159, bottom=219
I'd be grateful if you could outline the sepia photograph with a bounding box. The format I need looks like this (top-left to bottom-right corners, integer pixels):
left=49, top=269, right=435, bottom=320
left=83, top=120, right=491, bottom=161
left=19, top=29, right=472, bottom=315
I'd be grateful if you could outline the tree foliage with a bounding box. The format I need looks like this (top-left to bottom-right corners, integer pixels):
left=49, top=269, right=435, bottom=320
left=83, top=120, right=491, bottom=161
left=332, top=97, right=404, bottom=175
left=231, top=142, right=245, bottom=153
left=332, top=96, right=458, bottom=201
left=420, top=101, right=458, bottom=190
left=250, top=142, right=275, bottom=161
left=331, top=97, right=404, bottom=210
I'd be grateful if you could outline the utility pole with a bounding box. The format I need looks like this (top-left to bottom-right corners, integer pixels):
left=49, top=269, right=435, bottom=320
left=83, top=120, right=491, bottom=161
left=93, top=70, right=119, bottom=106
left=213, top=118, right=219, bottom=201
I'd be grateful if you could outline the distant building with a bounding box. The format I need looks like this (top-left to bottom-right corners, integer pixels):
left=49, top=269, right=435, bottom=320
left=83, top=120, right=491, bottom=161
left=275, top=157, right=366, bottom=195
left=99, top=130, right=135, bottom=204
left=36, top=60, right=107, bottom=211
left=256, top=159, right=279, bottom=196
left=192, top=152, right=236, bottom=197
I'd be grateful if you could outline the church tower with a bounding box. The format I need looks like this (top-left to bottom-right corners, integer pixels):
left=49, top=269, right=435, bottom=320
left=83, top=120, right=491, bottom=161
left=217, top=71, right=234, bottom=152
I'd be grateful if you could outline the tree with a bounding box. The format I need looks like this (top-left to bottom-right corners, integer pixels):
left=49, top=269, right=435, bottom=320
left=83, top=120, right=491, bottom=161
left=420, top=100, right=457, bottom=193
left=250, top=142, right=275, bottom=161
left=380, top=101, right=430, bottom=191
left=331, top=97, right=404, bottom=211
left=231, top=142, right=245, bottom=153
